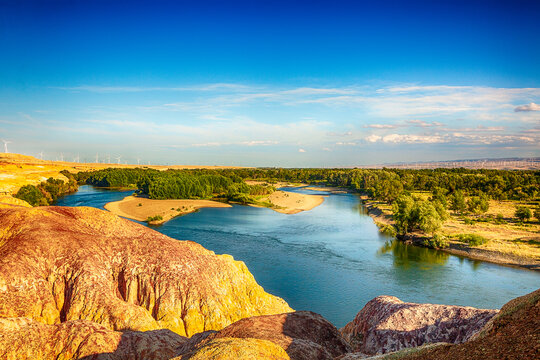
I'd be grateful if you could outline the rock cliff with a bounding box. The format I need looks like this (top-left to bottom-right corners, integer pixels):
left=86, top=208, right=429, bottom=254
left=340, top=295, right=497, bottom=355
left=0, top=205, right=292, bottom=339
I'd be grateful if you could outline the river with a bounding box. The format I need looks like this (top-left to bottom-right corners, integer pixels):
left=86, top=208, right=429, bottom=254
left=57, top=185, right=540, bottom=327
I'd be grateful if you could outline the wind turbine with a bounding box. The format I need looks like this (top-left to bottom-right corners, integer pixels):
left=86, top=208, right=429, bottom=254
left=137, top=158, right=141, bottom=166
left=38, top=151, right=44, bottom=160
left=59, top=153, right=64, bottom=162
left=1, top=139, right=11, bottom=153
left=107, top=154, right=111, bottom=164
left=73, top=154, right=80, bottom=163
left=115, top=155, right=122, bottom=164
left=95, top=153, right=99, bottom=163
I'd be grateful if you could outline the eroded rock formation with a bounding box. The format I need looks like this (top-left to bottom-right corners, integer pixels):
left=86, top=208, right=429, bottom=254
left=175, top=311, right=351, bottom=360
left=340, top=295, right=497, bottom=355
left=0, top=317, right=186, bottom=360
left=375, top=288, right=540, bottom=360
left=0, top=205, right=292, bottom=339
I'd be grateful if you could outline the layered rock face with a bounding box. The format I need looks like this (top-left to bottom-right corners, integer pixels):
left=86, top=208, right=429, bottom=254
left=175, top=311, right=351, bottom=360
left=340, top=295, right=497, bottom=355
left=0, top=205, right=292, bottom=339
left=391, top=288, right=540, bottom=360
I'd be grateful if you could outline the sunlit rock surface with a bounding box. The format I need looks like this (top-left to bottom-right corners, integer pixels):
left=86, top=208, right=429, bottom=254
left=0, top=317, right=186, bottom=360
left=0, top=205, right=292, bottom=339
left=340, top=295, right=497, bottom=355
left=175, top=311, right=351, bottom=360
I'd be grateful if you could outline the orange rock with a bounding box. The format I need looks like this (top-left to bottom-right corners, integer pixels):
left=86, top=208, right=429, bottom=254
left=177, top=311, right=351, bottom=360
left=0, top=317, right=185, bottom=360
left=0, top=205, right=292, bottom=338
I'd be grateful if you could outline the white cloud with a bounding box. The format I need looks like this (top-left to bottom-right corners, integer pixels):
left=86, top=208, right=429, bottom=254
left=515, top=102, right=540, bottom=112
left=365, top=135, right=382, bottom=143
left=298, top=148, right=306, bottom=153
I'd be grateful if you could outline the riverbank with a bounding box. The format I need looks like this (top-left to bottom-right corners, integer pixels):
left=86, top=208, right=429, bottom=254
left=104, top=195, right=232, bottom=224
left=363, top=199, right=540, bottom=271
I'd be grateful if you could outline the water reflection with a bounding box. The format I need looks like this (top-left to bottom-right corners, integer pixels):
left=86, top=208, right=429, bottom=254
left=378, top=239, right=450, bottom=268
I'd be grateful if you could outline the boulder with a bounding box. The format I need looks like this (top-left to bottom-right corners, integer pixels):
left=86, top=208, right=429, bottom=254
left=177, top=311, right=351, bottom=360
left=340, top=295, right=497, bottom=355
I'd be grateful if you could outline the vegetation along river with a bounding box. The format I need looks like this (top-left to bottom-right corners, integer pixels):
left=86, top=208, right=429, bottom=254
left=57, top=185, right=540, bottom=327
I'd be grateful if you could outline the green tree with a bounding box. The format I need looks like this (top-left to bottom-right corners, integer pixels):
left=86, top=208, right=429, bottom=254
left=467, top=192, right=489, bottom=214
left=449, top=190, right=466, bottom=214
left=392, top=195, right=416, bottom=234
left=417, top=201, right=443, bottom=234
left=514, top=206, right=532, bottom=222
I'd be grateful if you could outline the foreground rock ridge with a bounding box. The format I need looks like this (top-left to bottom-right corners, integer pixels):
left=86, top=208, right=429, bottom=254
left=340, top=295, right=498, bottom=355
left=0, top=202, right=537, bottom=359
left=0, top=204, right=292, bottom=339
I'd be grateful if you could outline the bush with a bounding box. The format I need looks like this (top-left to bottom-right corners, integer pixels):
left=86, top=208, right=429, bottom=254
left=14, top=185, right=47, bottom=206
left=534, top=207, right=540, bottom=222
left=494, top=213, right=505, bottom=224
left=514, top=206, right=532, bottom=222
left=456, top=233, right=489, bottom=246
left=423, top=234, right=449, bottom=249
left=377, top=222, right=397, bottom=237
left=467, top=192, right=490, bottom=214
left=146, top=215, right=163, bottom=222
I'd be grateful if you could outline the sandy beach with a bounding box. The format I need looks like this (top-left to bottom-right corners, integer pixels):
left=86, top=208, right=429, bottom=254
left=257, top=190, right=325, bottom=214
left=104, top=196, right=232, bottom=224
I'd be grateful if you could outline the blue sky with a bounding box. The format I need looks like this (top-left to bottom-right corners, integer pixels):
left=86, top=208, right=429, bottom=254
left=0, top=0, right=539, bottom=166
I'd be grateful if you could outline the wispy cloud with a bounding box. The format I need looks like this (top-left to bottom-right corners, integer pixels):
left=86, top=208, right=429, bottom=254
left=53, top=83, right=251, bottom=93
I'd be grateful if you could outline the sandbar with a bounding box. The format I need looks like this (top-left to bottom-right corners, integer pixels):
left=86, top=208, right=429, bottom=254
left=104, top=196, right=231, bottom=224
left=256, top=190, right=325, bottom=214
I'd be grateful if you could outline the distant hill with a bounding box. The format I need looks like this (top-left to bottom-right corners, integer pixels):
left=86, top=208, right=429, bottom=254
left=360, top=157, right=540, bottom=170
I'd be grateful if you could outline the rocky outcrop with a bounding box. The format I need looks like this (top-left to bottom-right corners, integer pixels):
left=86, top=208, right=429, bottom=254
left=176, top=311, right=351, bottom=360
left=0, top=317, right=186, bottom=360
left=340, top=296, right=497, bottom=355
left=0, top=205, right=292, bottom=339
left=379, top=288, right=540, bottom=360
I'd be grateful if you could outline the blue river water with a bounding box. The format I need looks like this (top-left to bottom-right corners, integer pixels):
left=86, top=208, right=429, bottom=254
left=57, top=185, right=539, bottom=327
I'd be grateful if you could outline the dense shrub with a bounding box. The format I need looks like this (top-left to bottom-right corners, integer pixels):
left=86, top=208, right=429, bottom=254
left=377, top=223, right=397, bottom=237
left=146, top=215, right=163, bottom=222
left=467, top=192, right=490, bottom=214
left=514, top=206, right=532, bottom=222
left=14, top=185, right=47, bottom=206
left=456, top=233, right=489, bottom=246
left=423, top=234, right=449, bottom=249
